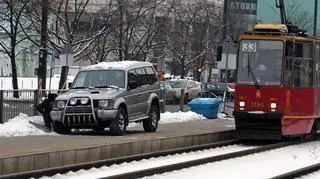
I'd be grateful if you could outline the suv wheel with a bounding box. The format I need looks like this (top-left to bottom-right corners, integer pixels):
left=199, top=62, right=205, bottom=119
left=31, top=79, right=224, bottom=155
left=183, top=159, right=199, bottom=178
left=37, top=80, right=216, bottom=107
left=143, top=104, right=160, bottom=132
left=52, top=121, right=70, bottom=134
left=110, top=107, right=127, bottom=135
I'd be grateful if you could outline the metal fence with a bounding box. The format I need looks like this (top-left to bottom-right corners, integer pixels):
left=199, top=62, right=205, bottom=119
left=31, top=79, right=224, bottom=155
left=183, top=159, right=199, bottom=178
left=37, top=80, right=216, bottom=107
left=0, top=89, right=61, bottom=123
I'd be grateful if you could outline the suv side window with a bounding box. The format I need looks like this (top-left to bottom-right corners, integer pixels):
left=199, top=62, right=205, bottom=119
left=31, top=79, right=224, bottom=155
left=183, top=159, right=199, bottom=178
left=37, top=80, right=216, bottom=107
left=145, top=66, right=158, bottom=84
left=128, top=70, right=137, bottom=83
left=135, top=67, right=148, bottom=86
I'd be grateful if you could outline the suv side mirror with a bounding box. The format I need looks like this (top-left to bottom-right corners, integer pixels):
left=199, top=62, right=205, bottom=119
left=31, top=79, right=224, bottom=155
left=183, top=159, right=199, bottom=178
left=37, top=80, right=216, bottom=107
left=68, top=82, right=72, bottom=89
left=128, top=80, right=138, bottom=90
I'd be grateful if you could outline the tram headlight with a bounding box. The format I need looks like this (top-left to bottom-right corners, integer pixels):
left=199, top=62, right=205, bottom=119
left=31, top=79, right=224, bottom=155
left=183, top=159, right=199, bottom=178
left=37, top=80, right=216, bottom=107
left=239, top=101, right=245, bottom=111
left=270, top=102, right=277, bottom=112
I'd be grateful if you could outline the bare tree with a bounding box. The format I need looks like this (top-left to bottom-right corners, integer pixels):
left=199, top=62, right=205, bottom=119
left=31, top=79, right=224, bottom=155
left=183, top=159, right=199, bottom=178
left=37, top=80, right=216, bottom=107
left=167, top=0, right=223, bottom=79
left=103, top=0, right=170, bottom=62
left=228, top=13, right=254, bottom=43
left=269, top=1, right=313, bottom=32
left=0, top=0, right=31, bottom=98
left=285, top=2, right=313, bottom=32
left=24, top=0, right=125, bottom=89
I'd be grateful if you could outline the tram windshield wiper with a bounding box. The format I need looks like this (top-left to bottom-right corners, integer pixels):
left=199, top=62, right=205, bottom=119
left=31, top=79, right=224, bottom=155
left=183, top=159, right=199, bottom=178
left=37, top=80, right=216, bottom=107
left=247, top=56, right=261, bottom=90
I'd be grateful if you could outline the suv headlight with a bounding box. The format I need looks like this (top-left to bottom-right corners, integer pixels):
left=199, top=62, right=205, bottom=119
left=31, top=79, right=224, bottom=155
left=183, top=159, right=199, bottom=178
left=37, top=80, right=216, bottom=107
left=57, top=101, right=66, bottom=109
left=80, top=98, right=89, bottom=104
left=69, top=98, right=77, bottom=105
left=98, top=100, right=109, bottom=108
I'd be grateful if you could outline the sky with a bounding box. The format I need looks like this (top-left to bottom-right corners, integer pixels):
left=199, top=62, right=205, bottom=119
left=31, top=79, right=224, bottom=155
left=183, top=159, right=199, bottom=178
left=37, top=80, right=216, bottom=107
left=257, top=0, right=319, bottom=32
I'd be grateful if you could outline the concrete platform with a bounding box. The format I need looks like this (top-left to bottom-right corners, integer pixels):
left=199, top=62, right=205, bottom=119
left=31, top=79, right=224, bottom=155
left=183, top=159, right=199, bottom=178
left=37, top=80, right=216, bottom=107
left=0, top=119, right=235, bottom=175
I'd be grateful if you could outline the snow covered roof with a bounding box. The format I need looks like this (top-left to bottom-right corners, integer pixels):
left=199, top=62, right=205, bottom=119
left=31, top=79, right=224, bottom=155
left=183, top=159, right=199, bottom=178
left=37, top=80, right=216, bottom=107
left=81, top=61, right=154, bottom=71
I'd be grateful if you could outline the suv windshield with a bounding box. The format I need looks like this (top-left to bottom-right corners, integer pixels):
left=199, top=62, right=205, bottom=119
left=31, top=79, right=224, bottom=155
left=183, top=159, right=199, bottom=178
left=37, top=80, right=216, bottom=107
left=237, top=40, right=283, bottom=86
left=71, top=70, right=125, bottom=89
left=168, top=80, right=187, bottom=88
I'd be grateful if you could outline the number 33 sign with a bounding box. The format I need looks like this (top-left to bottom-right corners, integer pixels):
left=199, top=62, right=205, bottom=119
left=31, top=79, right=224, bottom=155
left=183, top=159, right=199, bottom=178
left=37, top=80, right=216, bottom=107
left=241, top=41, right=257, bottom=52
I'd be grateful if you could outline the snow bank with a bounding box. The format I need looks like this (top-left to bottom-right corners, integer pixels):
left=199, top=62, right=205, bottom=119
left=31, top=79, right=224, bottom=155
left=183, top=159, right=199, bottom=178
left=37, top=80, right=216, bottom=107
left=0, top=114, right=57, bottom=137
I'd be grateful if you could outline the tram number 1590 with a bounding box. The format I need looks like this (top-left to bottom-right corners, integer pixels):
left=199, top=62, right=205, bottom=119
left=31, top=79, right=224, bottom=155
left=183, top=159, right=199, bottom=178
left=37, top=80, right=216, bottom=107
left=250, top=101, right=264, bottom=109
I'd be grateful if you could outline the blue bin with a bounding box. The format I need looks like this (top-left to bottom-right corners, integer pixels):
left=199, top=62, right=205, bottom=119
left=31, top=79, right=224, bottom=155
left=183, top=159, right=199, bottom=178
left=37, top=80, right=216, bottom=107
left=188, top=98, right=223, bottom=119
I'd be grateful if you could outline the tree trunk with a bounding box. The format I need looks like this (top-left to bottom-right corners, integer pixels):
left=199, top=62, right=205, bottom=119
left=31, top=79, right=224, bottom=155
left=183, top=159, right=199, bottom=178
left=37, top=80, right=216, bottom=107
left=180, top=58, right=185, bottom=79
left=10, top=52, right=19, bottom=98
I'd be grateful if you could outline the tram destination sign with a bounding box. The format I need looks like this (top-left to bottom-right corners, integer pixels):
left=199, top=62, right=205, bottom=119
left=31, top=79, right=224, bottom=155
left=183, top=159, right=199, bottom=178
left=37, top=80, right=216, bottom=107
left=228, top=0, right=257, bottom=15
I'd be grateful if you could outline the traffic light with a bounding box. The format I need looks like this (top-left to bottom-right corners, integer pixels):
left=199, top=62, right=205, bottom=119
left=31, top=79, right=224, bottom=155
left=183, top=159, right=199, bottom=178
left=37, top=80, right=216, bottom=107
left=216, top=45, right=222, bottom=61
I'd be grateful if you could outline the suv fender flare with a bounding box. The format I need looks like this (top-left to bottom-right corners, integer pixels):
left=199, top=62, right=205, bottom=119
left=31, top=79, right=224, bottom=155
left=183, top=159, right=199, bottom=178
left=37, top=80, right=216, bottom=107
left=147, top=93, right=159, bottom=114
left=113, top=97, right=127, bottom=110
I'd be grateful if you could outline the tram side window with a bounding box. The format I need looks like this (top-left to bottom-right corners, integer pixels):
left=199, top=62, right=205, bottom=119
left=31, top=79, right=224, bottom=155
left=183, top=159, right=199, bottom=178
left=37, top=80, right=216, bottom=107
left=283, top=58, right=293, bottom=86
left=283, top=42, right=294, bottom=87
left=293, top=43, right=313, bottom=88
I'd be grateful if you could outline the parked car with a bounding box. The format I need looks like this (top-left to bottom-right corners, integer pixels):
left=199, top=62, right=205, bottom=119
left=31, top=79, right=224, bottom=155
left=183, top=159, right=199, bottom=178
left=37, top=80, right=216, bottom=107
left=50, top=61, right=164, bottom=135
left=168, top=79, right=202, bottom=103
left=201, top=82, right=235, bottom=100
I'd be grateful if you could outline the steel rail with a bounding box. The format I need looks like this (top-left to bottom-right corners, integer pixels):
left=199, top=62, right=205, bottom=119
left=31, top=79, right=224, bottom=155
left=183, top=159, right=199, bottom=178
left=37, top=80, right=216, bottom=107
left=271, top=163, right=320, bottom=179
left=104, top=141, right=301, bottom=179
left=0, top=140, right=240, bottom=179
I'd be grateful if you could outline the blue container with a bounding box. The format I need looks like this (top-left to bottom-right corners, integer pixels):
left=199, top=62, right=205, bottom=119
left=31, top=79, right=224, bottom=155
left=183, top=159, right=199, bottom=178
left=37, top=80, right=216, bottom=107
left=188, top=98, right=223, bottom=119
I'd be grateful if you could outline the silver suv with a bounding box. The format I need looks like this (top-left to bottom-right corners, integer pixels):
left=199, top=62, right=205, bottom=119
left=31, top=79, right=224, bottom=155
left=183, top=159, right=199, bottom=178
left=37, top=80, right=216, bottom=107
left=50, top=61, right=164, bottom=135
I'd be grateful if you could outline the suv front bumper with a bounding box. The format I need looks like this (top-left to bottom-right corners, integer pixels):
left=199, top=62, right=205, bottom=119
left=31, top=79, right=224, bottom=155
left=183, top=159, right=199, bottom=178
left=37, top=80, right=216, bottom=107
left=50, top=109, right=118, bottom=122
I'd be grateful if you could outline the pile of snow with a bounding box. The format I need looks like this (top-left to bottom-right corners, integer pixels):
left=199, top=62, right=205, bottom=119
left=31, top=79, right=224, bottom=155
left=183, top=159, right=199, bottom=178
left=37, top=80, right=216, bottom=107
left=0, top=114, right=57, bottom=137
left=160, top=111, right=207, bottom=123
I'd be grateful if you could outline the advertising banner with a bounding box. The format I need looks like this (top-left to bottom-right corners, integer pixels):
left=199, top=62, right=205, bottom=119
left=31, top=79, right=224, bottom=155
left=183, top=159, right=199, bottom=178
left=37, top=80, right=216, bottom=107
left=228, top=0, right=257, bottom=15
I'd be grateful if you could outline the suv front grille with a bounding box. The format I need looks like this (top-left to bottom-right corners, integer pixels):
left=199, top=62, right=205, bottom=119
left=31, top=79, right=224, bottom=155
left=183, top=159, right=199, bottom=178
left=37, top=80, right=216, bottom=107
left=64, top=115, right=96, bottom=126
left=65, top=106, right=92, bottom=113
left=63, top=97, right=97, bottom=126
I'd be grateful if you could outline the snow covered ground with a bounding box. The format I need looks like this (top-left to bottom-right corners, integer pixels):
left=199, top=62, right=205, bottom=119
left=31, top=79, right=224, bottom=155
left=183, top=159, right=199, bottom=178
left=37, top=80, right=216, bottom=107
left=41, top=141, right=320, bottom=179
left=0, top=111, right=231, bottom=137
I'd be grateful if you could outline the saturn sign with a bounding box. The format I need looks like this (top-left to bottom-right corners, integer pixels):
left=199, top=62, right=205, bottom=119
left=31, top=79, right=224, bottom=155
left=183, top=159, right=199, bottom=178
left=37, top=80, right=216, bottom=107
left=228, top=0, right=257, bottom=15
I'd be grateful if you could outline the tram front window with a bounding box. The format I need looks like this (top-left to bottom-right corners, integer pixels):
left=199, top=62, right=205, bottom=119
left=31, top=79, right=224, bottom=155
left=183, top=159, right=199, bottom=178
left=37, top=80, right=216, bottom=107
left=237, top=40, right=283, bottom=86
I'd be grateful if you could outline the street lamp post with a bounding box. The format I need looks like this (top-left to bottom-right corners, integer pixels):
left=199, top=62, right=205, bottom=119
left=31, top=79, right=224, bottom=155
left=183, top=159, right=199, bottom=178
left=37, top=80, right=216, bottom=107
left=58, top=43, right=74, bottom=90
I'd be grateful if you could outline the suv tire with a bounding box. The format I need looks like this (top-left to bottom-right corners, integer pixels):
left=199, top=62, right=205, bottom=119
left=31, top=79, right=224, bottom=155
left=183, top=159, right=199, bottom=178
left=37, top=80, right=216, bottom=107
left=143, top=104, right=160, bottom=132
left=110, top=107, right=127, bottom=135
left=52, top=121, right=70, bottom=134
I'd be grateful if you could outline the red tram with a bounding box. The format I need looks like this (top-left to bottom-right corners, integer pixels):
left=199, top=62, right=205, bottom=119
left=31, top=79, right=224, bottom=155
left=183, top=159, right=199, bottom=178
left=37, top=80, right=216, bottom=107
left=234, top=24, right=320, bottom=140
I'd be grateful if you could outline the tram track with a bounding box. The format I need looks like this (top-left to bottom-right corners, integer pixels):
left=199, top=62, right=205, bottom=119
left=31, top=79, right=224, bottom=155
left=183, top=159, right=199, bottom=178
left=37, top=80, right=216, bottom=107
left=271, top=163, right=320, bottom=179
left=0, top=139, right=304, bottom=179
left=105, top=141, right=301, bottom=179
left=0, top=139, right=240, bottom=179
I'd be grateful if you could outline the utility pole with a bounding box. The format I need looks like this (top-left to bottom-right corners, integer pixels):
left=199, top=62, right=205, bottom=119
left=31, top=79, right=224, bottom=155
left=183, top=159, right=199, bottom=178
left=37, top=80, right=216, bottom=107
left=223, top=0, right=229, bottom=114
left=314, top=0, right=318, bottom=36
left=37, top=0, right=48, bottom=102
